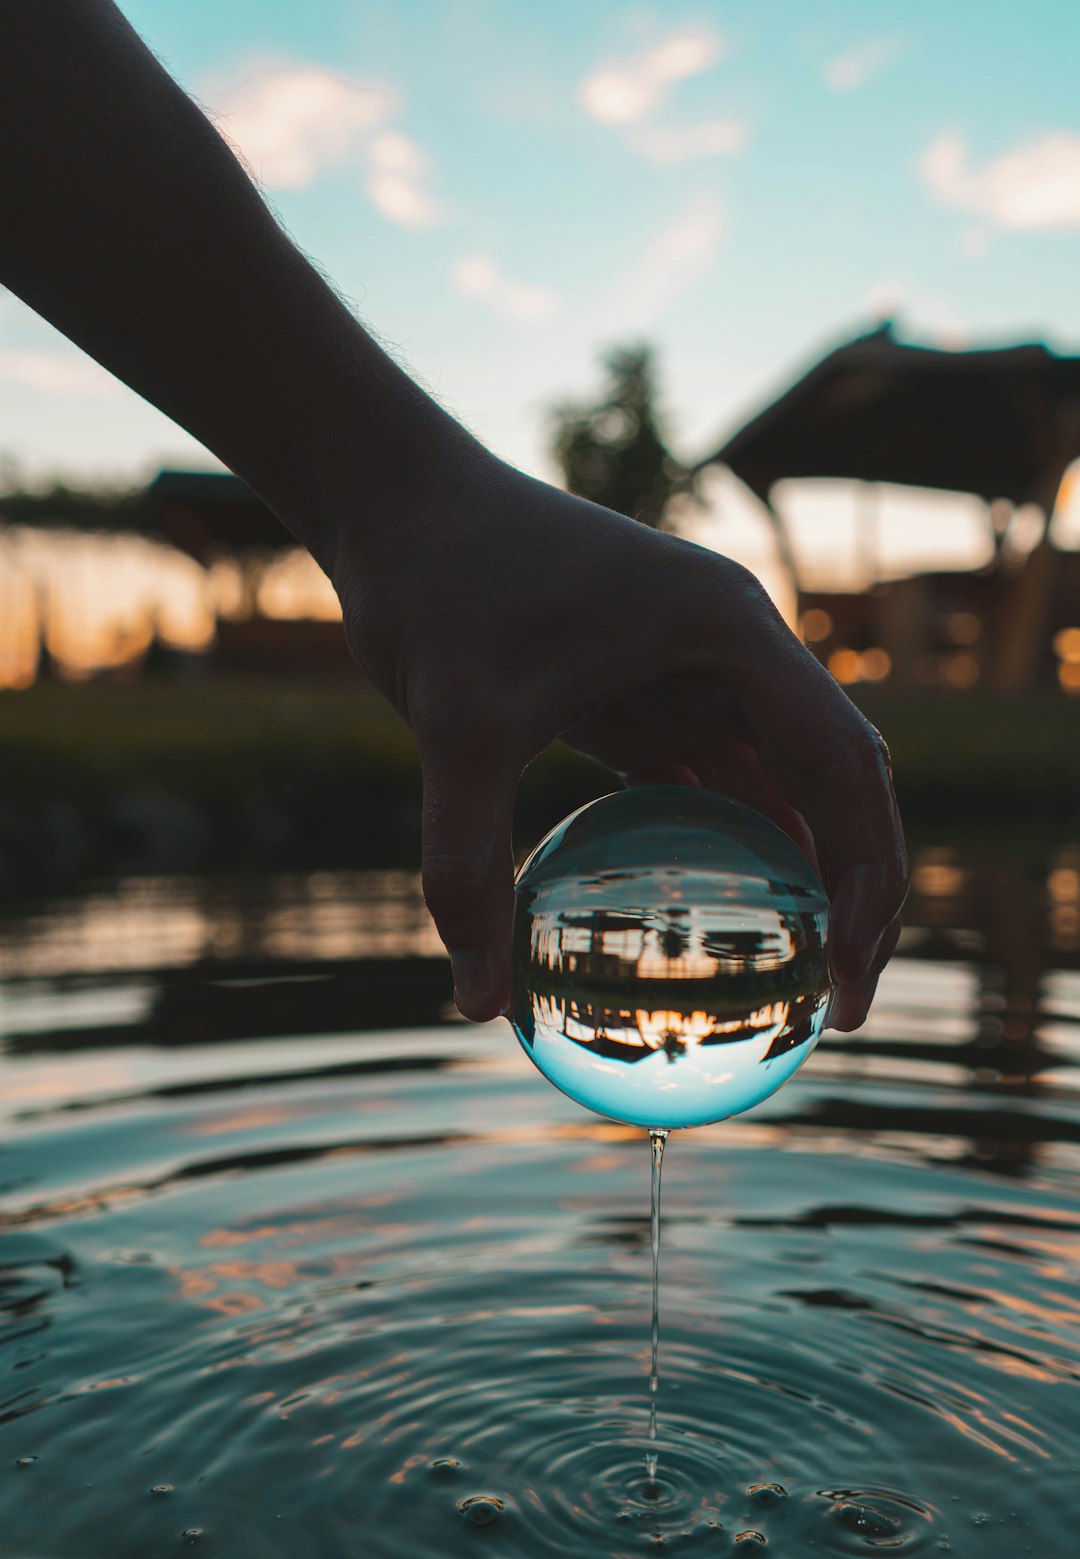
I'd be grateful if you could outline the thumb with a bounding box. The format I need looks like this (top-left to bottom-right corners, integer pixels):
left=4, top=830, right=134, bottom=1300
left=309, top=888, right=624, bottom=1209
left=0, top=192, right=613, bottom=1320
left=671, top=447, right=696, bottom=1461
left=420, top=740, right=519, bottom=1022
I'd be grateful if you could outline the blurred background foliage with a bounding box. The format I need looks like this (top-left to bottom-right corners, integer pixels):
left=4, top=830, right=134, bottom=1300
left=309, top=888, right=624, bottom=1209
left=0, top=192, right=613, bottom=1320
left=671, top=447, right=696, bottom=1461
left=548, top=343, right=702, bottom=530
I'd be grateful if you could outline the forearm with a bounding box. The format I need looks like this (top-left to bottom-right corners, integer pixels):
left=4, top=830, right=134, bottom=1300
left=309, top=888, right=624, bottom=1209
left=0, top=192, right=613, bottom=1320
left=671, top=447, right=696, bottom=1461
left=0, top=0, right=483, bottom=576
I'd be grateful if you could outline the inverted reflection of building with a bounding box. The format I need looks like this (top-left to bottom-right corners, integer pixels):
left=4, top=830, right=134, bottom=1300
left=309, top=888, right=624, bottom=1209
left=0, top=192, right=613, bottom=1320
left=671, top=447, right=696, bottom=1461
left=537, top=925, right=821, bottom=986
left=524, top=940, right=829, bottom=1021
left=760, top=996, right=822, bottom=1059
left=526, top=990, right=824, bottom=1063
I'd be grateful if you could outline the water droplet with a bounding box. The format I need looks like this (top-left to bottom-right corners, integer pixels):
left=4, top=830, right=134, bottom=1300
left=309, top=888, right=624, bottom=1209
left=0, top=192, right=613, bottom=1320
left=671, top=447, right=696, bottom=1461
left=150, top=1484, right=174, bottom=1496
left=971, top=1512, right=991, bottom=1526
left=511, top=789, right=829, bottom=1128
left=748, top=1482, right=787, bottom=1507
left=459, top=1495, right=504, bottom=1526
left=13, top=1457, right=36, bottom=1469
left=734, top=1533, right=767, bottom=1548
left=180, top=1531, right=204, bottom=1544
left=832, top=1501, right=902, bottom=1537
left=428, top=1457, right=461, bottom=1477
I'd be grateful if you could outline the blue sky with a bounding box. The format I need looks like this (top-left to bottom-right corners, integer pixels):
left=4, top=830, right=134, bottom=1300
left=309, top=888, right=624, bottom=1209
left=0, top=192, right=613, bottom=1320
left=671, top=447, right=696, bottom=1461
left=4, top=0, right=1080, bottom=588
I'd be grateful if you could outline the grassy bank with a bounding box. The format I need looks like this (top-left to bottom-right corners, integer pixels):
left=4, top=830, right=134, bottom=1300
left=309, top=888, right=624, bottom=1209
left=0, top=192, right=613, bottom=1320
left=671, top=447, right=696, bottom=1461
left=857, top=692, right=1080, bottom=820
left=0, top=677, right=606, bottom=893
left=1, top=678, right=1078, bottom=894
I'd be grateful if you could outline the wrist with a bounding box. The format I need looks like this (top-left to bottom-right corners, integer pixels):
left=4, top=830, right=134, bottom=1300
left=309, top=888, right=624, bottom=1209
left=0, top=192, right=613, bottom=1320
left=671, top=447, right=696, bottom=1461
left=245, top=306, right=500, bottom=588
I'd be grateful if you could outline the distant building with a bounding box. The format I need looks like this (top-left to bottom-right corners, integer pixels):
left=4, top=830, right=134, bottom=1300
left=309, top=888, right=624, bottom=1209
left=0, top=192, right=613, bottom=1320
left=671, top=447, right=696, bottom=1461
left=148, top=469, right=289, bottom=563
left=148, top=470, right=357, bottom=680
left=799, top=549, right=1080, bottom=694
left=692, top=323, right=1080, bottom=695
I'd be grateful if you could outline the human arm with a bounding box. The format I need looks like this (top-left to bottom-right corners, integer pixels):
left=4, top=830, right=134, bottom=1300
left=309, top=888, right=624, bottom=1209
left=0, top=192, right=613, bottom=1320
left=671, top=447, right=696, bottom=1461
left=0, top=1, right=907, bottom=1026
left=0, top=0, right=475, bottom=575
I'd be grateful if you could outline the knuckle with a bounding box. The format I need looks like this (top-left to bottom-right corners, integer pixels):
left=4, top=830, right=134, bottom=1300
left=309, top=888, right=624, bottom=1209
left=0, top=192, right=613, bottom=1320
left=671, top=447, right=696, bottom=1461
left=421, top=850, right=488, bottom=927
left=851, top=716, right=894, bottom=782
left=723, top=556, right=772, bottom=604
left=717, top=557, right=781, bottom=624
left=870, top=730, right=895, bottom=783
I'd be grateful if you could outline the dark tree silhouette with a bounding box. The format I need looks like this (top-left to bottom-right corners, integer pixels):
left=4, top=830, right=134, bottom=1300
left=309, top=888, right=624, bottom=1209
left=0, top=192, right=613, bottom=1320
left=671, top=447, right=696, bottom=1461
left=0, top=479, right=155, bottom=535
left=656, top=921, right=691, bottom=962
left=549, top=344, right=701, bottom=529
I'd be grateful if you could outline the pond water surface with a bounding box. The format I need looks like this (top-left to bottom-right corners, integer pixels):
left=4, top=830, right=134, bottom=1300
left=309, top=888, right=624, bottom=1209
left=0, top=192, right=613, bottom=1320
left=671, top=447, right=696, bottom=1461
left=2, top=845, right=1080, bottom=1557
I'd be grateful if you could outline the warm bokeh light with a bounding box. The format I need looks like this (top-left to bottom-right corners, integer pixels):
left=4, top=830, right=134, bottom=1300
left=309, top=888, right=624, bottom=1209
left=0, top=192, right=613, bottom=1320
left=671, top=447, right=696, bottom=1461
left=1049, top=865, right=1080, bottom=903
left=800, top=607, right=833, bottom=641
left=911, top=849, right=969, bottom=898
left=1054, top=627, right=1080, bottom=662
left=827, top=647, right=862, bottom=684
left=825, top=645, right=891, bottom=684
left=945, top=611, right=981, bottom=645
left=861, top=646, right=892, bottom=681
left=1059, top=660, right=1080, bottom=694
left=1049, top=850, right=1080, bottom=948
left=943, top=652, right=980, bottom=689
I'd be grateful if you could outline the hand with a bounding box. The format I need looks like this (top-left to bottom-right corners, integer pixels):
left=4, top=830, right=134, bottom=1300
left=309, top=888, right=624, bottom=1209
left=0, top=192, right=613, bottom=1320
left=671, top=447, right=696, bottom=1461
left=334, top=453, right=907, bottom=1031
left=0, top=3, right=900, bottom=1013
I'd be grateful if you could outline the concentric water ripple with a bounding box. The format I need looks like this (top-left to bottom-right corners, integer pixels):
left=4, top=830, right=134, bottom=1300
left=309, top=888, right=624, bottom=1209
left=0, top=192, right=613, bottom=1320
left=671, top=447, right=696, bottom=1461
left=0, top=1076, right=1074, bottom=1556
left=4, top=856, right=1080, bottom=1558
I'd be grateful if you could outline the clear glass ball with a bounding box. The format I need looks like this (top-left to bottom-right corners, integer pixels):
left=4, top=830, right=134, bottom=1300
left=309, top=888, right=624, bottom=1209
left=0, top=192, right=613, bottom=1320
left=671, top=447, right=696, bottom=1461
left=510, top=787, right=831, bottom=1129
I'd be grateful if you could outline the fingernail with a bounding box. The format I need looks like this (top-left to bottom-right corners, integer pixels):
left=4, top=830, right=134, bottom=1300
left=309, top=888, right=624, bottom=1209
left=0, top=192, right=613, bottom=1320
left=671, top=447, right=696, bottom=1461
left=450, top=950, right=487, bottom=1019
left=827, top=971, right=881, bottom=1032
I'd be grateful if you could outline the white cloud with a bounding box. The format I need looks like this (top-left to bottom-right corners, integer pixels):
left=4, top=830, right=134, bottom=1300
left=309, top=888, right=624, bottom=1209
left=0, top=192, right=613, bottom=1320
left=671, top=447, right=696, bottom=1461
left=206, top=64, right=444, bottom=230
left=604, top=190, right=724, bottom=327
left=0, top=349, right=116, bottom=395
left=452, top=253, right=559, bottom=322
left=823, top=36, right=901, bottom=92
left=921, top=129, right=1080, bottom=230
left=454, top=254, right=498, bottom=296
left=580, top=26, right=723, bottom=125
left=367, top=129, right=427, bottom=177
left=210, top=66, right=395, bottom=189
left=626, top=116, right=749, bottom=164
left=364, top=129, right=443, bottom=228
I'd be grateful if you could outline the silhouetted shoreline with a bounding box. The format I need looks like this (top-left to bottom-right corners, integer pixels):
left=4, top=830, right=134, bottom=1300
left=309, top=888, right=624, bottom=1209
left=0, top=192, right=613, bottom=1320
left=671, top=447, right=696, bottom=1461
left=1, top=677, right=1078, bottom=898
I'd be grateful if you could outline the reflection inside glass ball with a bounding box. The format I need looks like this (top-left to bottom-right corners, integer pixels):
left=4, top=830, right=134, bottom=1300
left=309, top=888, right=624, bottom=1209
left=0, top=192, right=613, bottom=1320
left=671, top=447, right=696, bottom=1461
left=510, top=787, right=831, bottom=1129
